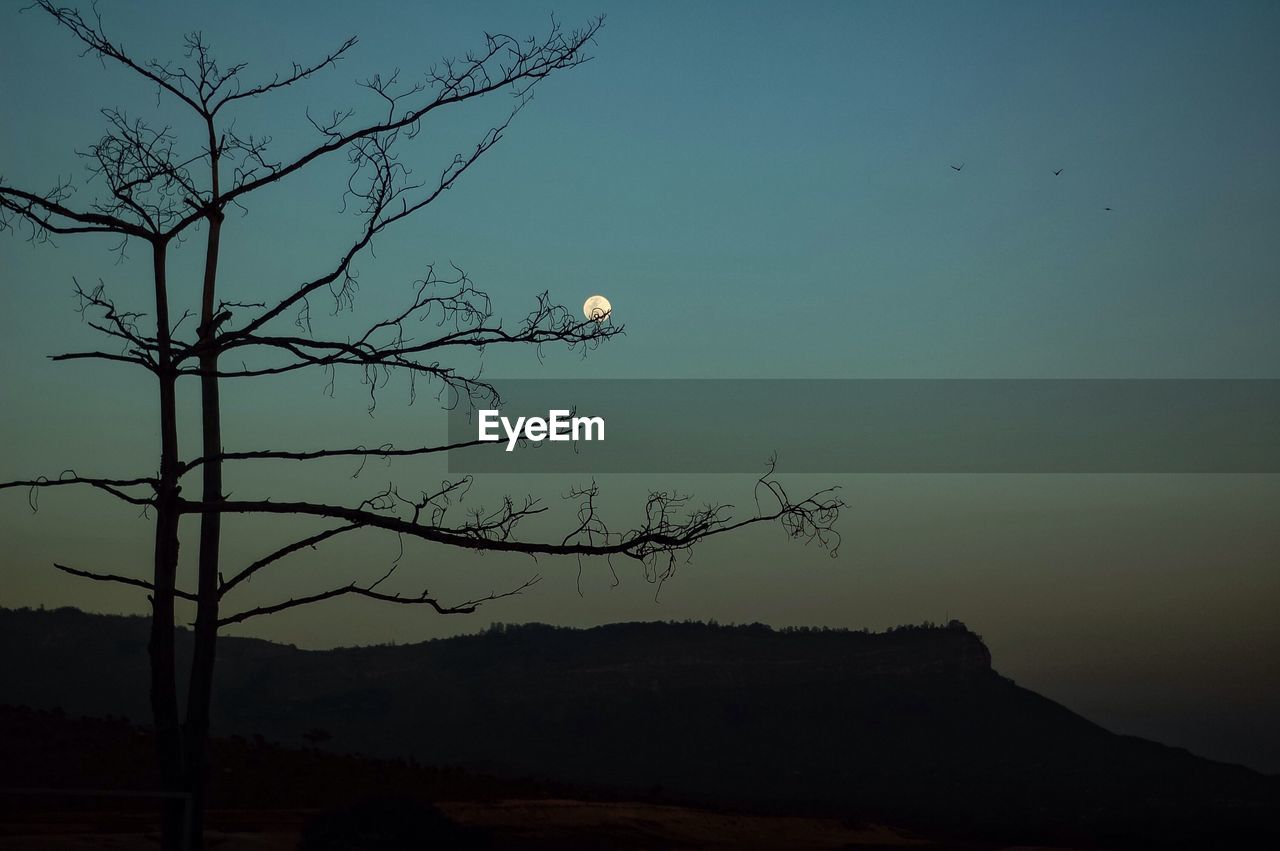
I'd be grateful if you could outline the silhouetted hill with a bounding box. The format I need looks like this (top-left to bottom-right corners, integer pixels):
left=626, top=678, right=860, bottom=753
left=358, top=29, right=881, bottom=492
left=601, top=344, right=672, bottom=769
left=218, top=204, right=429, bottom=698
left=2, top=606, right=1277, bottom=848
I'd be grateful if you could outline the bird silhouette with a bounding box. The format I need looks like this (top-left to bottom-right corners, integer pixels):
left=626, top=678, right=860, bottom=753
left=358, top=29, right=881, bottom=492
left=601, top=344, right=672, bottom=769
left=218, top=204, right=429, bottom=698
left=1104, top=206, right=1113, bottom=211
left=950, top=163, right=964, bottom=172
left=1053, top=168, right=1064, bottom=176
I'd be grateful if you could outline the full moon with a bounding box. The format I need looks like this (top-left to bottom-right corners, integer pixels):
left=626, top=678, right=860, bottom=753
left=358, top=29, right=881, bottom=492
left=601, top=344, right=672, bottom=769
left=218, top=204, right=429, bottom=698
left=583, top=294, right=612, bottom=322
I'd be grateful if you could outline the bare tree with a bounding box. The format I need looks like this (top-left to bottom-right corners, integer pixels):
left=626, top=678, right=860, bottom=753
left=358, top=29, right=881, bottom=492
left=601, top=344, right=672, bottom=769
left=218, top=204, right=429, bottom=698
left=1, top=5, right=843, bottom=850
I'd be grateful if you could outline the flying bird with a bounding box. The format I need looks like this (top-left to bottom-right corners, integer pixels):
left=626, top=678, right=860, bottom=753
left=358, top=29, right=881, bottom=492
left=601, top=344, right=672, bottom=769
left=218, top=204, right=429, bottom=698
left=950, top=162, right=964, bottom=172
left=1053, top=168, right=1064, bottom=176
left=1104, top=206, right=1113, bottom=211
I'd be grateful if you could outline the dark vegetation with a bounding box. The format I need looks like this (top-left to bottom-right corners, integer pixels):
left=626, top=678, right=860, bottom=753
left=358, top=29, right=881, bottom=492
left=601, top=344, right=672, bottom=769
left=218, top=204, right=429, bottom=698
left=3, top=607, right=1278, bottom=849
left=0, top=704, right=574, bottom=810
left=296, top=798, right=488, bottom=851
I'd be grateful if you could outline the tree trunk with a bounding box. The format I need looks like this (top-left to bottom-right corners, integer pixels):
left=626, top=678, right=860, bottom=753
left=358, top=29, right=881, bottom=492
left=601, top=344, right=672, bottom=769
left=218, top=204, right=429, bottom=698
left=183, top=131, right=225, bottom=851
left=148, top=239, right=187, bottom=851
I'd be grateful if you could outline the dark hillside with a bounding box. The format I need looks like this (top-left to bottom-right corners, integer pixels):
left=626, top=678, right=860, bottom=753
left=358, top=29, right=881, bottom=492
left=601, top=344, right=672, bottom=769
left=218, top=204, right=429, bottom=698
left=2, top=607, right=1276, bottom=848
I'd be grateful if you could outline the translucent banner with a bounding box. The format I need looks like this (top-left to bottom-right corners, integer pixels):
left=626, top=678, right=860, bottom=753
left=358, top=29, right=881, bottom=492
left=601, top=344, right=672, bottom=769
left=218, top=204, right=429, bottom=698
left=445, top=379, right=1280, bottom=473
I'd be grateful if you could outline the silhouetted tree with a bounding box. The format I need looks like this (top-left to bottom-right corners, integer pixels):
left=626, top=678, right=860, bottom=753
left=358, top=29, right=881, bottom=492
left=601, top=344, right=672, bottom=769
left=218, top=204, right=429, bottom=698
left=0, top=5, right=842, bottom=850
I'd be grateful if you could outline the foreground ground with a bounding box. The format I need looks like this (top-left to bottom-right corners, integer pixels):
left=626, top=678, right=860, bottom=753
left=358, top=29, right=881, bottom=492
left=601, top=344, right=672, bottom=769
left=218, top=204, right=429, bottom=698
left=0, top=800, right=1095, bottom=851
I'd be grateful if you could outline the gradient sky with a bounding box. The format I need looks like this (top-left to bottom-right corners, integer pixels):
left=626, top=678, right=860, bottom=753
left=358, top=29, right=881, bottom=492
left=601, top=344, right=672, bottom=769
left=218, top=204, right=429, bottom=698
left=2, top=1, right=1278, bottom=771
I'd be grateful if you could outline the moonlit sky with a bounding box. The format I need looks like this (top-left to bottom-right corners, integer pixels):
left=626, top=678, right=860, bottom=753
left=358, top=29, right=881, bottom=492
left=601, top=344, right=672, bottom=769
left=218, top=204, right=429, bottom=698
left=2, top=1, right=1278, bottom=771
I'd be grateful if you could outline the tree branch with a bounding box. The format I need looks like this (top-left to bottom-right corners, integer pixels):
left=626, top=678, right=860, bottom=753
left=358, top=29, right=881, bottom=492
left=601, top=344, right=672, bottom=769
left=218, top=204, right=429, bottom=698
left=181, top=462, right=844, bottom=567
left=218, top=524, right=361, bottom=597
left=28, top=1, right=204, bottom=113
left=0, top=181, right=151, bottom=242
left=190, top=15, right=603, bottom=228
left=217, top=574, right=540, bottom=626
left=49, top=349, right=157, bottom=370
left=185, top=272, right=622, bottom=412
left=182, top=439, right=487, bottom=476
left=54, top=562, right=198, bottom=601
left=204, top=105, right=525, bottom=347
left=211, top=36, right=359, bottom=111
left=1, top=472, right=158, bottom=510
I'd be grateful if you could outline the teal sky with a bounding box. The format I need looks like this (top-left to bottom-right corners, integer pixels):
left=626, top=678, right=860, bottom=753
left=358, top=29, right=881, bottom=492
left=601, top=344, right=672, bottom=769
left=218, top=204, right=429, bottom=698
left=2, top=1, right=1278, bottom=771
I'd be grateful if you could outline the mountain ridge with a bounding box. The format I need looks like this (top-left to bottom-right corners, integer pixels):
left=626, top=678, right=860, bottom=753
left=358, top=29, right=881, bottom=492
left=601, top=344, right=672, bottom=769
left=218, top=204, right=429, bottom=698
left=2, top=606, right=1277, bottom=848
